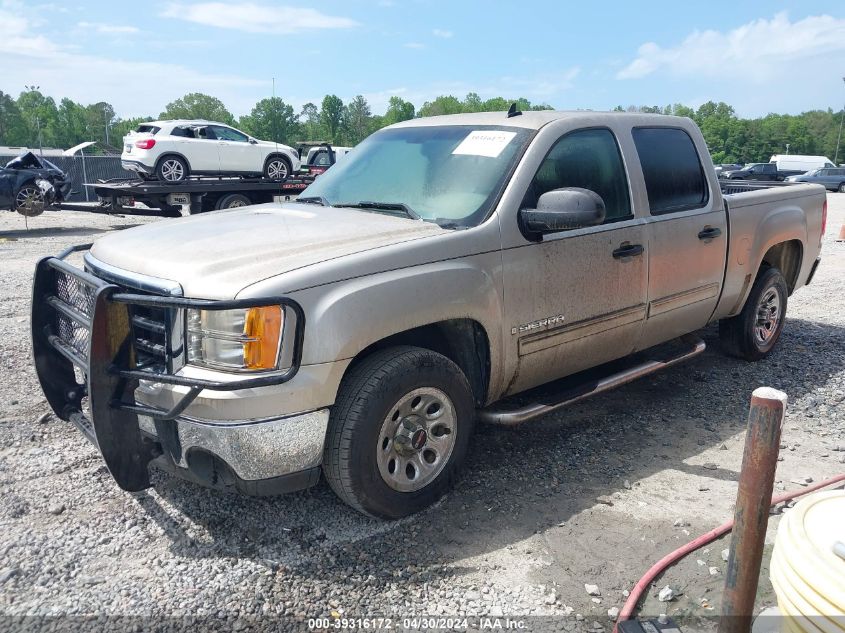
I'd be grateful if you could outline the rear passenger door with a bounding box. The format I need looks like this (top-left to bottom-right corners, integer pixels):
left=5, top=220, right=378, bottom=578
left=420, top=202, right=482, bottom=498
left=176, top=126, right=219, bottom=173
left=633, top=127, right=728, bottom=350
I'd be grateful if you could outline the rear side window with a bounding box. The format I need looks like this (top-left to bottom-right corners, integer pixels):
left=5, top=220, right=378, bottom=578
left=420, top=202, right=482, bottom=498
left=633, top=127, right=708, bottom=215
left=136, top=125, right=160, bottom=135
left=170, top=126, right=195, bottom=138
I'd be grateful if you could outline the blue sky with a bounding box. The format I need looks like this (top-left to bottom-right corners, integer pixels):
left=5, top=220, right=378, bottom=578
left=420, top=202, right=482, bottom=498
left=2, top=0, right=844, bottom=119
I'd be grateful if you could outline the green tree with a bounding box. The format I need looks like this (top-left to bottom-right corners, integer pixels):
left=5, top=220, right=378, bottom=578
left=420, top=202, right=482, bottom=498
left=418, top=95, right=463, bottom=117
left=17, top=89, right=59, bottom=148
left=160, top=93, right=235, bottom=125
left=239, top=97, right=299, bottom=144
left=84, top=101, right=117, bottom=148
left=54, top=98, right=89, bottom=149
left=344, top=95, right=372, bottom=144
left=0, top=91, right=28, bottom=146
left=382, top=96, right=415, bottom=126
left=299, top=102, right=321, bottom=141
left=319, top=95, right=345, bottom=143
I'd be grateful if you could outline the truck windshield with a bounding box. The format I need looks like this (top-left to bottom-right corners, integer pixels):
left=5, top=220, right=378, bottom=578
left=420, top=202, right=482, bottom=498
left=299, top=125, right=532, bottom=227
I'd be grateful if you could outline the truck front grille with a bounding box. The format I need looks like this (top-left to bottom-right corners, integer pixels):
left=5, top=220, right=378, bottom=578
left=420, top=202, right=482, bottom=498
left=130, top=305, right=171, bottom=370
left=54, top=270, right=98, bottom=361
left=51, top=269, right=178, bottom=372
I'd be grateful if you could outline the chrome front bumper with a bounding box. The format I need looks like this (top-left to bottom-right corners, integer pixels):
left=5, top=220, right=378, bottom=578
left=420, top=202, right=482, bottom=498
left=138, top=408, right=330, bottom=483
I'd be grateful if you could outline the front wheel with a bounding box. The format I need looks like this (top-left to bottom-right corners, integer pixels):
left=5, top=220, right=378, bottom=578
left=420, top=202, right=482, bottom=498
left=323, top=346, right=475, bottom=519
left=719, top=267, right=788, bottom=361
left=15, top=184, right=46, bottom=216
left=838, top=183, right=845, bottom=193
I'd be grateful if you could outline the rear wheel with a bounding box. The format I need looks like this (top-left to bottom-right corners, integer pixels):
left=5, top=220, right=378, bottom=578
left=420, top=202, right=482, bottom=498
left=838, top=183, right=845, bottom=193
left=156, top=155, right=189, bottom=182
left=719, top=267, right=788, bottom=361
left=323, top=346, right=475, bottom=519
left=264, top=156, right=291, bottom=180
left=216, top=193, right=251, bottom=210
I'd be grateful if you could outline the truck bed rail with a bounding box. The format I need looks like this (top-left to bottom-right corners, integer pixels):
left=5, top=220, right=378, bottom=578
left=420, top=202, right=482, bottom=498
left=719, top=180, right=798, bottom=195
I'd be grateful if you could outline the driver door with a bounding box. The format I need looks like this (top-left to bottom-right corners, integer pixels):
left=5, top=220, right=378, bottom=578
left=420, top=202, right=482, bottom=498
left=501, top=127, right=648, bottom=395
left=210, top=125, right=256, bottom=174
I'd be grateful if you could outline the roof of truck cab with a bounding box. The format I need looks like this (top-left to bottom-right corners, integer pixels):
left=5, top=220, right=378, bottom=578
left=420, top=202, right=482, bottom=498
left=389, top=110, right=693, bottom=130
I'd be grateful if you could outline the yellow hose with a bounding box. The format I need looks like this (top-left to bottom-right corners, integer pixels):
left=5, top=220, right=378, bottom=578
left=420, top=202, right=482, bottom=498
left=770, top=490, right=845, bottom=633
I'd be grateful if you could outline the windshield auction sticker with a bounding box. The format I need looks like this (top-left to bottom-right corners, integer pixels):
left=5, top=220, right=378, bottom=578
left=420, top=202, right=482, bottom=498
left=452, top=130, right=517, bottom=158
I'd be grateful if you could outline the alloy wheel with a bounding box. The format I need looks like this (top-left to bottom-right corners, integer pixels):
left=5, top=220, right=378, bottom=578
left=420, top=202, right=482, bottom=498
left=376, top=387, right=457, bottom=493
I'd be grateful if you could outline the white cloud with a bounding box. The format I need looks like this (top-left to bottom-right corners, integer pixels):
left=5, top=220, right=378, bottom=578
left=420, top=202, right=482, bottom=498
left=404, top=42, right=425, bottom=49
left=0, top=6, right=264, bottom=117
left=617, top=12, right=845, bottom=81
left=432, top=29, right=453, bottom=39
left=77, top=21, right=140, bottom=34
left=160, top=2, right=358, bottom=34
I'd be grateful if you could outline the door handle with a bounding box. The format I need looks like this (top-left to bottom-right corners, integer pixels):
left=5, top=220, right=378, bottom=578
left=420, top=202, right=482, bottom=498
left=698, top=227, right=722, bottom=240
left=612, top=243, right=644, bottom=259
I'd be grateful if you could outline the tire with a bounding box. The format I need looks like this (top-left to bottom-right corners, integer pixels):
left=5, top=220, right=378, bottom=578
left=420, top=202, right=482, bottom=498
left=838, top=183, right=845, bottom=193
left=719, top=267, right=788, bottom=361
left=323, top=346, right=475, bottom=519
left=263, top=155, right=291, bottom=181
left=216, top=193, right=252, bottom=210
left=155, top=155, right=189, bottom=182
left=14, top=184, right=46, bottom=216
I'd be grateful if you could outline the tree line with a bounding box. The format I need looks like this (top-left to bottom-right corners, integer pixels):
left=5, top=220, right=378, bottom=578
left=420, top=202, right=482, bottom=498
left=1, top=88, right=842, bottom=164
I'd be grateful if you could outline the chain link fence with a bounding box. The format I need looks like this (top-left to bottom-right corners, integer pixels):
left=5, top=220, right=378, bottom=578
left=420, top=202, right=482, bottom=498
left=1, top=154, right=129, bottom=202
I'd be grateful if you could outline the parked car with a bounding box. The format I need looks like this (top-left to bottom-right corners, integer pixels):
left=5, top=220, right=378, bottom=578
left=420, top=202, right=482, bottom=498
left=785, top=167, right=845, bottom=192
left=720, top=162, right=798, bottom=181
left=769, top=154, right=835, bottom=173
left=713, top=163, right=742, bottom=178
left=0, top=152, right=70, bottom=215
left=305, top=145, right=352, bottom=167
left=32, top=111, right=826, bottom=519
left=121, top=120, right=301, bottom=182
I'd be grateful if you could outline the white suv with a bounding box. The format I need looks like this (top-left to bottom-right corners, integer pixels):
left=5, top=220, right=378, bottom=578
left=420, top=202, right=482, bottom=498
left=121, top=120, right=301, bottom=182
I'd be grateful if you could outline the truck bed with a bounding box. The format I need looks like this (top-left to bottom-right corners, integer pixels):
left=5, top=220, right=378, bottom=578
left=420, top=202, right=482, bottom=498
left=716, top=180, right=826, bottom=320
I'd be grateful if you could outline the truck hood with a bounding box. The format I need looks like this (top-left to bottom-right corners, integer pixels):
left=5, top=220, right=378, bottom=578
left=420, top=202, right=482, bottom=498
left=89, top=203, right=447, bottom=298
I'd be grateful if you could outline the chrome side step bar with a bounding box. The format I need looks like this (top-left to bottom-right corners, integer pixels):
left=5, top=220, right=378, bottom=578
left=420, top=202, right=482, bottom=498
left=478, top=335, right=706, bottom=426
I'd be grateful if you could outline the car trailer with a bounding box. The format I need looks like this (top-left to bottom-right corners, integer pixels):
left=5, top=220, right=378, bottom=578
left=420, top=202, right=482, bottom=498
left=71, top=142, right=340, bottom=217
left=85, top=173, right=318, bottom=217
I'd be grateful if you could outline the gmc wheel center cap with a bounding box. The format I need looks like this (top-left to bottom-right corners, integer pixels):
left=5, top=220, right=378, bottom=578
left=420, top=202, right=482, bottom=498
left=411, top=428, right=427, bottom=450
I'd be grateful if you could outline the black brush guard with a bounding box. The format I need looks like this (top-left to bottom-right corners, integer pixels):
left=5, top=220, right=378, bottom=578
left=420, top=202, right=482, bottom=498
left=31, top=245, right=305, bottom=492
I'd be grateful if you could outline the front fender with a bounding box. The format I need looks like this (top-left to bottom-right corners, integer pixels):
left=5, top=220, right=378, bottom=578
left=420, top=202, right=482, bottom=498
left=247, top=252, right=506, bottom=401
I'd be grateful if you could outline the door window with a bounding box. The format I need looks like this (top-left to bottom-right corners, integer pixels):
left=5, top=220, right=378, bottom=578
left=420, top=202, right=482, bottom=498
left=211, top=126, right=249, bottom=142
left=524, top=128, right=632, bottom=223
left=632, top=127, right=708, bottom=215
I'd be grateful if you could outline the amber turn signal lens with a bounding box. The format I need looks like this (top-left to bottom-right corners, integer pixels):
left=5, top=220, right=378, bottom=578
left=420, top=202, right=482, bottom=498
left=243, top=306, right=283, bottom=370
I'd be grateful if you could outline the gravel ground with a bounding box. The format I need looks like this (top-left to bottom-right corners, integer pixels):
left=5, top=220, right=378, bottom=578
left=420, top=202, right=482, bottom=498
left=1, top=197, right=844, bottom=630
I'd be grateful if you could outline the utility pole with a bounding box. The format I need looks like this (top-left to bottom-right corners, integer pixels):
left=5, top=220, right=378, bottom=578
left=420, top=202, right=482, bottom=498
left=835, top=77, right=845, bottom=165
left=24, top=84, right=43, bottom=155
left=104, top=104, right=110, bottom=147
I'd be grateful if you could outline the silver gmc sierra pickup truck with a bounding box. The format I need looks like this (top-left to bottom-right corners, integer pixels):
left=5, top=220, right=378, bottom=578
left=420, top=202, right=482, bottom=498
left=31, top=110, right=826, bottom=518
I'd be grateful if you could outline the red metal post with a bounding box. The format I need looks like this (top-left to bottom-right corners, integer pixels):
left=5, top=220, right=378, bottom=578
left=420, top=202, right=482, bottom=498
left=718, top=387, right=787, bottom=633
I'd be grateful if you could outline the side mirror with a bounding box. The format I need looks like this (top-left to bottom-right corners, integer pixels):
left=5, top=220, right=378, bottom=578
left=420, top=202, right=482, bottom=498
left=520, top=188, right=606, bottom=236
left=249, top=138, right=258, bottom=144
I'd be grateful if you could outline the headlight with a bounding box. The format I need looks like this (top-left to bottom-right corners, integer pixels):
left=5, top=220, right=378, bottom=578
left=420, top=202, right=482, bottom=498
left=186, top=306, right=283, bottom=371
